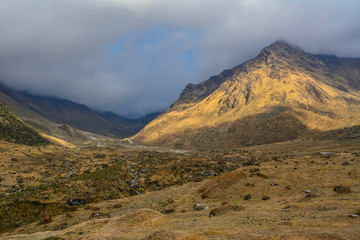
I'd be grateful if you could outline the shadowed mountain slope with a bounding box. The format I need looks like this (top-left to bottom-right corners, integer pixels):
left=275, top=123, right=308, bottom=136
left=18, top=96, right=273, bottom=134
left=133, top=41, right=360, bottom=150
left=0, top=103, right=48, bottom=145
left=0, top=84, right=158, bottom=140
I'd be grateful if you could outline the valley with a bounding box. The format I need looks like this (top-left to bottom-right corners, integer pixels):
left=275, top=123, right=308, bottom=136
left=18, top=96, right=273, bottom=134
left=0, top=41, right=359, bottom=239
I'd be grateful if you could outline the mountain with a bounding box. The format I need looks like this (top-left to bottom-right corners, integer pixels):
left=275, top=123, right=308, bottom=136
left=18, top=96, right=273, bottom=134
left=0, top=84, right=158, bottom=140
left=0, top=103, right=49, bottom=145
left=133, top=41, right=360, bottom=149
left=99, top=111, right=161, bottom=137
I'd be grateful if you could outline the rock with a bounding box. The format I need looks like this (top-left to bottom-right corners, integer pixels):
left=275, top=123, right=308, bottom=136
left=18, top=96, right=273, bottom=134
left=161, top=208, right=175, bottom=214
left=334, top=186, right=351, bottom=194
left=256, top=172, right=268, bottom=178
left=89, top=212, right=110, bottom=219
left=304, top=190, right=311, bottom=194
left=320, top=152, right=333, bottom=158
left=244, top=194, right=251, bottom=200
left=349, top=214, right=358, bottom=218
left=262, top=196, right=270, bottom=200
left=194, top=204, right=205, bottom=211
left=89, top=212, right=100, bottom=219
left=342, top=161, right=350, bottom=165
left=128, top=188, right=140, bottom=196
left=113, top=203, right=122, bottom=208
left=209, top=204, right=244, bottom=217
left=129, top=178, right=137, bottom=188
left=67, top=198, right=86, bottom=206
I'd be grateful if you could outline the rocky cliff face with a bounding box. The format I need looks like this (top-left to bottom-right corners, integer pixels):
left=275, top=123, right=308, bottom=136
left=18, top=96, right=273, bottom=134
left=133, top=41, right=360, bottom=149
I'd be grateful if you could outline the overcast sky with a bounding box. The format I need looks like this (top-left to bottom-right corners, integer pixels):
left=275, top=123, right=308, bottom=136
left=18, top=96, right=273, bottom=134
left=0, top=0, right=359, bottom=117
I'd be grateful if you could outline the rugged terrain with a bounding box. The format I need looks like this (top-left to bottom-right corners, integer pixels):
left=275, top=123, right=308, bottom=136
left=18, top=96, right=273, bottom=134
left=0, top=41, right=359, bottom=239
left=133, top=41, right=360, bottom=149
left=0, top=138, right=358, bottom=239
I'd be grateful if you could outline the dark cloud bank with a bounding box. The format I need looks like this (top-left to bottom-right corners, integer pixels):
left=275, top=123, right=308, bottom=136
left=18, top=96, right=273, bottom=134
left=0, top=0, right=359, bottom=117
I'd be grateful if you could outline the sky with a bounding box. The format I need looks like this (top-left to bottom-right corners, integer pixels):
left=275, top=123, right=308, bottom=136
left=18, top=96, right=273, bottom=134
left=0, top=0, right=359, bottom=118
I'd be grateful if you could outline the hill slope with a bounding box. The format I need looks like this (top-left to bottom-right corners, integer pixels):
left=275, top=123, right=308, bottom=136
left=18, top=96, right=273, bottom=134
left=0, top=103, right=48, bottom=145
left=0, top=84, right=157, bottom=139
left=133, top=41, right=360, bottom=149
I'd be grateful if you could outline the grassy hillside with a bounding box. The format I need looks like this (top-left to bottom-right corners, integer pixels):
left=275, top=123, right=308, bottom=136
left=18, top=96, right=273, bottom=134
left=0, top=103, right=49, bottom=145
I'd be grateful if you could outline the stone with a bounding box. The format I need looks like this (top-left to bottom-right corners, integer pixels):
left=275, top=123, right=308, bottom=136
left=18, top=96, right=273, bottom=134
left=334, top=186, right=351, bottom=194
left=194, top=204, right=205, bottom=211
left=262, top=196, right=270, bottom=200
left=67, top=198, right=86, bottom=206
left=244, top=194, right=251, bottom=200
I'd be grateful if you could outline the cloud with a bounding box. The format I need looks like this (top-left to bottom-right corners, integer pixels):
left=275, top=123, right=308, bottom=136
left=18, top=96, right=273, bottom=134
left=0, top=0, right=359, bottom=117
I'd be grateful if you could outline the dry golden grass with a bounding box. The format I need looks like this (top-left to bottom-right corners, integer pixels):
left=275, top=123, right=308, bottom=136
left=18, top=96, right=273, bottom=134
left=0, top=140, right=358, bottom=239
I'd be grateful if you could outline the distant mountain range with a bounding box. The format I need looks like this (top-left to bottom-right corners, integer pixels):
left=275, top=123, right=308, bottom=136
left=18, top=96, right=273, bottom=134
left=0, top=84, right=160, bottom=143
left=133, top=41, right=360, bottom=149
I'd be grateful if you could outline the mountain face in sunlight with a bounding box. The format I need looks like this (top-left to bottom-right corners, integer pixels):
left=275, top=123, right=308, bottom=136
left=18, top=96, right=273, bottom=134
left=133, top=41, right=360, bottom=149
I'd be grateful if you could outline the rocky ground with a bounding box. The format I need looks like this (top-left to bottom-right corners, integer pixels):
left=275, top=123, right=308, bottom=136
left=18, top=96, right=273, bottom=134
left=0, top=139, right=359, bottom=239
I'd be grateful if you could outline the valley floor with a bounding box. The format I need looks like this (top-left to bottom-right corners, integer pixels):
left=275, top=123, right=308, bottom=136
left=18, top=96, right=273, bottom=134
left=0, top=139, right=359, bottom=239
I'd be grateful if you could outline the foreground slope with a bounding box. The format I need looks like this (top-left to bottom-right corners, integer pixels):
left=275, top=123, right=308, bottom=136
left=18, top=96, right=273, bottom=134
left=0, top=103, right=48, bottom=145
left=0, top=143, right=358, bottom=239
left=133, top=41, right=360, bottom=149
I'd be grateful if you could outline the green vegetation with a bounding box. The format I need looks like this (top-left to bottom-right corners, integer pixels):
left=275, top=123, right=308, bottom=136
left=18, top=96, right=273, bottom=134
left=43, top=237, right=65, bottom=240
left=0, top=103, right=49, bottom=145
left=0, top=201, right=70, bottom=233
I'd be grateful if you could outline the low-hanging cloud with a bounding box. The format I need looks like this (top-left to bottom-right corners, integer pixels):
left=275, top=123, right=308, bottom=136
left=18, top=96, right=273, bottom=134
left=0, top=0, right=359, bottom=117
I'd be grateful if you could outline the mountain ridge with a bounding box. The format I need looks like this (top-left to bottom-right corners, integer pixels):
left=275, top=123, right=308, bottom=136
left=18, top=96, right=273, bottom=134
left=133, top=41, right=360, bottom=149
left=0, top=84, right=160, bottom=142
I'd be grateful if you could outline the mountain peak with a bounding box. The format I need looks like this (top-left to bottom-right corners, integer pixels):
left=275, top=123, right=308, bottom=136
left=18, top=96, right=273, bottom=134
left=258, top=40, right=306, bottom=60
